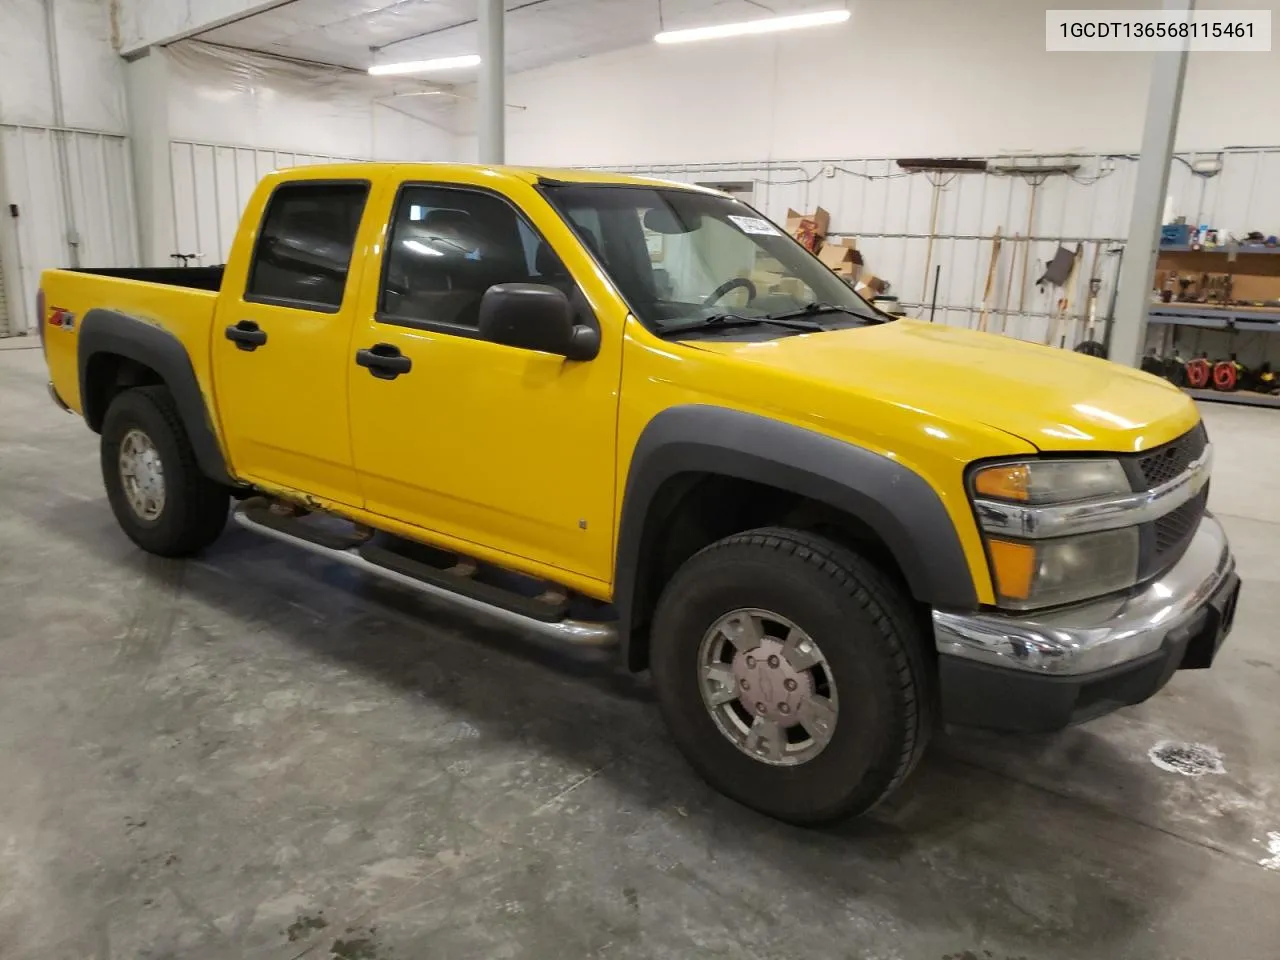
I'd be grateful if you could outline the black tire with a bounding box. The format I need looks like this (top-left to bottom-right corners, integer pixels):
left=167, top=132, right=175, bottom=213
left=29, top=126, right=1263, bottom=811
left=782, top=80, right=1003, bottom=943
left=650, top=527, right=932, bottom=825
left=100, top=385, right=229, bottom=557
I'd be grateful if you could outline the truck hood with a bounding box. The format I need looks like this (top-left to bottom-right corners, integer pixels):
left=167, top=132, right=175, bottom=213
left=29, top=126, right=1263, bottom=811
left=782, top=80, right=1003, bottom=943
left=685, top=319, right=1199, bottom=453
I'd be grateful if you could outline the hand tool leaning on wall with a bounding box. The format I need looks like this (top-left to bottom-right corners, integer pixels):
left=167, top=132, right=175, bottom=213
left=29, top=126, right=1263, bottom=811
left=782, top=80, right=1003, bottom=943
left=1073, top=242, right=1107, bottom=357
left=977, top=227, right=1003, bottom=333
left=1038, top=243, right=1082, bottom=347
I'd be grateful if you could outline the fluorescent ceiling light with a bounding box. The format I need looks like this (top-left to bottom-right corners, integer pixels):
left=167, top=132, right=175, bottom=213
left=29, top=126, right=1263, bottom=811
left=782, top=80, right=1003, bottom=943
left=369, top=54, right=480, bottom=76
left=403, top=239, right=444, bottom=257
left=655, top=9, right=849, bottom=44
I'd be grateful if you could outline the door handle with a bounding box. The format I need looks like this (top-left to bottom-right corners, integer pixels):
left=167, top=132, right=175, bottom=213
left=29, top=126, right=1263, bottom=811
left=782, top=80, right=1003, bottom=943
left=355, top=343, right=412, bottom=380
left=225, top=319, right=268, bottom=351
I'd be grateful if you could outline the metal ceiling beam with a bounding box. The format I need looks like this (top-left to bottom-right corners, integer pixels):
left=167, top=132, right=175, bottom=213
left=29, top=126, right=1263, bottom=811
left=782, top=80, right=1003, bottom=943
left=117, top=0, right=301, bottom=56
left=479, top=0, right=505, bottom=164
left=1109, top=0, right=1195, bottom=368
left=372, top=0, right=556, bottom=52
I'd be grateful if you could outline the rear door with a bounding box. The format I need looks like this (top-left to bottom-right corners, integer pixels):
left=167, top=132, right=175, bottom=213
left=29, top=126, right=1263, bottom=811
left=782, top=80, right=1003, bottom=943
left=211, top=177, right=374, bottom=505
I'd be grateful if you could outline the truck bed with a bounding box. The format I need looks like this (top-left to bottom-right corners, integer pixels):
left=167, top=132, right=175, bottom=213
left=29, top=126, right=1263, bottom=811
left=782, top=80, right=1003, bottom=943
left=69, top=266, right=225, bottom=292
left=40, top=267, right=223, bottom=417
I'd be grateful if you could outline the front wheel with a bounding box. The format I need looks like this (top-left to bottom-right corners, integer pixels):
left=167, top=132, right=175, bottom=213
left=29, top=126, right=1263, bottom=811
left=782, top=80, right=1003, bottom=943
left=101, top=385, right=229, bottom=557
left=649, top=527, right=932, bottom=824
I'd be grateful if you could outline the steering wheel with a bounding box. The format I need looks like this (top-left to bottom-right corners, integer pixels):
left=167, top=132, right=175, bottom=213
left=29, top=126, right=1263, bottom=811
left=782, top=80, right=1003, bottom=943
left=703, top=277, right=757, bottom=307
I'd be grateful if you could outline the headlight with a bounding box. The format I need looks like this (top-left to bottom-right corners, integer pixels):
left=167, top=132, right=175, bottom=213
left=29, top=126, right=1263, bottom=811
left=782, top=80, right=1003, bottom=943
left=972, top=458, right=1139, bottom=610
left=986, top=527, right=1139, bottom=609
left=972, top=459, right=1129, bottom=503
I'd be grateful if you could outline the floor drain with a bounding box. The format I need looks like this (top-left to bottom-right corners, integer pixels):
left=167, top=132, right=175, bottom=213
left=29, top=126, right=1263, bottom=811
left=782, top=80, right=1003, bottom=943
left=1148, top=740, right=1226, bottom=777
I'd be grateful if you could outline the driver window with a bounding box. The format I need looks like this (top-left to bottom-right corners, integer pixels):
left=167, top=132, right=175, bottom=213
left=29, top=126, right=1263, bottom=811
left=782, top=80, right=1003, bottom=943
left=379, top=185, right=573, bottom=332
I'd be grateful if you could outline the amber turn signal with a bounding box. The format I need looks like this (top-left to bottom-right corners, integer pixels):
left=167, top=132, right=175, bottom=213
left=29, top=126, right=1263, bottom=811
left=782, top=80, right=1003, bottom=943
left=986, top=538, right=1036, bottom=600
left=972, top=463, right=1031, bottom=502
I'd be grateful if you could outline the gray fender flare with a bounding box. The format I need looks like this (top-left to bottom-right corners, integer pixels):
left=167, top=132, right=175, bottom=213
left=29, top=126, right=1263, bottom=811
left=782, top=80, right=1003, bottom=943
left=614, top=405, right=978, bottom=667
left=78, top=308, right=235, bottom=486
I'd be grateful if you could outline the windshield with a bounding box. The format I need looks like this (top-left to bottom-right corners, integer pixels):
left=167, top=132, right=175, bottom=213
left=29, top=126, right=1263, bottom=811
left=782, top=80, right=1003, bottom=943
left=540, top=183, right=882, bottom=338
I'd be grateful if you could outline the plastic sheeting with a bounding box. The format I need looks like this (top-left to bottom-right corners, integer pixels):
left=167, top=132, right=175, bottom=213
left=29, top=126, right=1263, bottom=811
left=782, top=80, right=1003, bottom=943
left=0, top=0, right=132, bottom=336
left=165, top=41, right=455, bottom=161
left=161, top=41, right=456, bottom=265
left=169, top=140, right=364, bottom=264
left=114, top=0, right=280, bottom=55
left=0, top=126, right=138, bottom=335
left=0, top=0, right=126, bottom=132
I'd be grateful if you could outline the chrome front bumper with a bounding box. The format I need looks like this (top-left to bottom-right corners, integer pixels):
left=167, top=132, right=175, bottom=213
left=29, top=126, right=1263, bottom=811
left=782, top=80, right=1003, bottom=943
left=934, top=514, right=1236, bottom=677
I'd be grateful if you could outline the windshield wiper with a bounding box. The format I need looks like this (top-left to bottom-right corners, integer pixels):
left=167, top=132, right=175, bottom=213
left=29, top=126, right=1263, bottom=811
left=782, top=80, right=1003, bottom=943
left=657, top=313, right=826, bottom=337
left=766, top=301, right=883, bottom=324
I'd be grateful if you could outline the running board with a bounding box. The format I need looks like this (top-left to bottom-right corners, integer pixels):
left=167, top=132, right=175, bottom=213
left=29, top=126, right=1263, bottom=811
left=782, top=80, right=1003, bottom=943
left=231, top=507, right=618, bottom=649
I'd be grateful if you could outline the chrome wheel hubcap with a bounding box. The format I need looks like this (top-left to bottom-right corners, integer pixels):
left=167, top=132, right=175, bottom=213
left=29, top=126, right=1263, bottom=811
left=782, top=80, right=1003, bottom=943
left=698, top=608, right=839, bottom=766
left=118, top=428, right=165, bottom=521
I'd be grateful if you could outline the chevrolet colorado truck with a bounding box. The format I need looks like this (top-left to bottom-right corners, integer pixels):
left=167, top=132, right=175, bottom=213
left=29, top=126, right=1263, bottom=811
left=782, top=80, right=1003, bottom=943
left=39, top=163, right=1240, bottom=824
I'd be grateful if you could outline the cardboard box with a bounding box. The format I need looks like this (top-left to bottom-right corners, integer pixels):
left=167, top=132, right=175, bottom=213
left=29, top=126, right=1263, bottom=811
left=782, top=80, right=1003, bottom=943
left=785, top=206, right=830, bottom=252
left=817, top=238, right=863, bottom=277
left=747, top=270, right=809, bottom=299
left=856, top=274, right=888, bottom=300
left=1230, top=274, right=1280, bottom=304
left=746, top=269, right=787, bottom=294
left=776, top=277, right=810, bottom=299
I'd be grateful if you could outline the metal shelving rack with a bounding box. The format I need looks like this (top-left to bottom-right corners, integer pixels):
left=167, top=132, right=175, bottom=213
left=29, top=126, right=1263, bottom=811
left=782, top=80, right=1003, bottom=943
left=1147, top=244, right=1280, bottom=409
left=1148, top=303, right=1280, bottom=330
left=1182, top=388, right=1280, bottom=408
left=1157, top=245, right=1280, bottom=255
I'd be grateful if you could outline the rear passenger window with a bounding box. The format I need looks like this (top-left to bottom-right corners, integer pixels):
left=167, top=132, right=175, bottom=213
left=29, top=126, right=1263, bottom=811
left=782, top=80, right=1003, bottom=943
left=246, top=181, right=369, bottom=311
left=379, top=185, right=572, bottom=332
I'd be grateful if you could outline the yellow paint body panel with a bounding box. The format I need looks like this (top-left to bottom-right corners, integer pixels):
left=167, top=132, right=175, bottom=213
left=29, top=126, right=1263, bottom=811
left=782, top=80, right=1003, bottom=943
left=207, top=167, right=390, bottom=506
left=652, top=320, right=1199, bottom=604
left=40, top=161, right=1202, bottom=610
left=38, top=271, right=221, bottom=426
left=343, top=165, right=624, bottom=589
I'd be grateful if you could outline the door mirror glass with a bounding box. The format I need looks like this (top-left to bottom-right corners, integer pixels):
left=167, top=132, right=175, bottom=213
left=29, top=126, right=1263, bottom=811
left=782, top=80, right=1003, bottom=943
left=478, top=283, right=600, bottom=361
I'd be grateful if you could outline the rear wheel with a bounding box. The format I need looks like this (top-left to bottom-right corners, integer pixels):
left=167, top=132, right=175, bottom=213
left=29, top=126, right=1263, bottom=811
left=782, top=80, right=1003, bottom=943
left=650, top=527, right=931, bottom=824
left=101, top=386, right=229, bottom=557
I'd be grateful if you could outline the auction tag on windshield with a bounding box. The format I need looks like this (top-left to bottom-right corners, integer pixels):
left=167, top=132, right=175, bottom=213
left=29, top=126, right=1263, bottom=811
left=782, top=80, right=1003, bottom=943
left=727, top=215, right=781, bottom=236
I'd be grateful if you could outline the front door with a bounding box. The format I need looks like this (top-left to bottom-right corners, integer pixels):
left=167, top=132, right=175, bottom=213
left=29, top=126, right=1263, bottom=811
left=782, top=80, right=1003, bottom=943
left=347, top=180, right=621, bottom=587
left=211, top=179, right=372, bottom=505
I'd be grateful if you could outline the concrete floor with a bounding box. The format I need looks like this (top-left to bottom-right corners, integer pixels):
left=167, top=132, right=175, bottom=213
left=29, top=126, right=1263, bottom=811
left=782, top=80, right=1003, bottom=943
left=1, top=342, right=1277, bottom=960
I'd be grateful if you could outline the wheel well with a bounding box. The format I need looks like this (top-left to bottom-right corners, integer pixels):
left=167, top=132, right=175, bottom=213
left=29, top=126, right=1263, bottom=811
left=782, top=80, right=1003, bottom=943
left=625, top=473, right=911, bottom=670
left=82, top=353, right=164, bottom=433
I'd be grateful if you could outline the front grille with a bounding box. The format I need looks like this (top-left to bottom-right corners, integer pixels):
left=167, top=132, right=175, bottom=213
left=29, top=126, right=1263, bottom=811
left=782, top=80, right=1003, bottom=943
left=1136, top=422, right=1207, bottom=489
left=1130, top=424, right=1209, bottom=580
left=1154, top=488, right=1207, bottom=557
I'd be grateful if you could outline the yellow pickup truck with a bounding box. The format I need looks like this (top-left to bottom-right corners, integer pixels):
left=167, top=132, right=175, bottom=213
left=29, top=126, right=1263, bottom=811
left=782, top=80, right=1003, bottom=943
left=39, top=163, right=1239, bottom=823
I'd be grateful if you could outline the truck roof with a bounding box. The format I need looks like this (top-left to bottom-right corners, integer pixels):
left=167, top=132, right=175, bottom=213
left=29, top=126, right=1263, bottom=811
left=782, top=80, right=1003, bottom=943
left=272, top=162, right=725, bottom=194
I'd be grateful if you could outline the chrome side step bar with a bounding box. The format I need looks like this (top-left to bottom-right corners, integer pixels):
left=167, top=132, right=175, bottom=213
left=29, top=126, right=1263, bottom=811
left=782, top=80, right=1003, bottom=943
left=232, top=507, right=618, bottom=649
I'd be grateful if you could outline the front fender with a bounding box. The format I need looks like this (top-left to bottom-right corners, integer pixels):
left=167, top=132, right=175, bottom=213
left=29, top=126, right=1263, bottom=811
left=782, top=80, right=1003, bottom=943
left=614, top=405, right=978, bottom=667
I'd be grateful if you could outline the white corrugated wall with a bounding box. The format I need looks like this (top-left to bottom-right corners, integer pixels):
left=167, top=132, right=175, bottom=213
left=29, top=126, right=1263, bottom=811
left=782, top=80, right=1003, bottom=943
left=0, top=237, right=8, bottom=338
left=590, top=148, right=1280, bottom=346
left=167, top=139, right=364, bottom=265
left=0, top=123, right=138, bottom=335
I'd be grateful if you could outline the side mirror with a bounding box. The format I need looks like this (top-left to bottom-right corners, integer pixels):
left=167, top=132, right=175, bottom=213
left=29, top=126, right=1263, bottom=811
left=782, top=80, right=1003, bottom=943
left=478, top=283, right=600, bottom=361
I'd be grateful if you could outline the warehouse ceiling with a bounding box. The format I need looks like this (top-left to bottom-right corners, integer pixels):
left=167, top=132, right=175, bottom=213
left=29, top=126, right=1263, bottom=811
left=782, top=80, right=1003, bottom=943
left=197, top=0, right=828, bottom=76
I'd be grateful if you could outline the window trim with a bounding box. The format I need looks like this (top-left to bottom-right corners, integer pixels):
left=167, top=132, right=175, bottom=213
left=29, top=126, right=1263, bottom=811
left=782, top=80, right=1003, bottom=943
left=373, top=180, right=576, bottom=338
left=243, top=178, right=372, bottom=314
